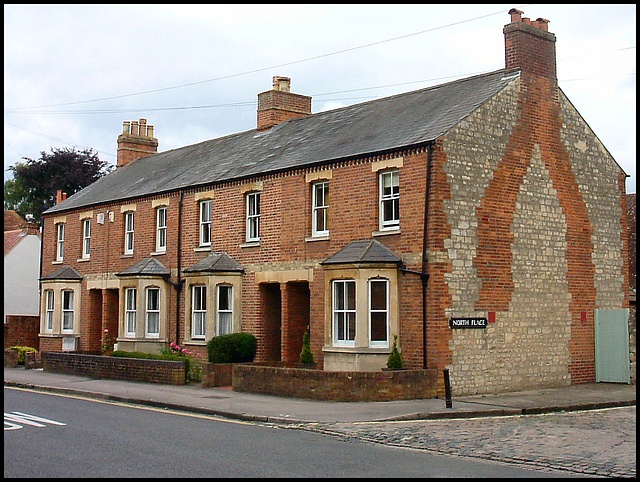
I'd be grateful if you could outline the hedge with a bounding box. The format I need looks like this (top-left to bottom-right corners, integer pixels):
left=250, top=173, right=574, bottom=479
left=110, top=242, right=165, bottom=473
left=207, top=333, right=257, bottom=363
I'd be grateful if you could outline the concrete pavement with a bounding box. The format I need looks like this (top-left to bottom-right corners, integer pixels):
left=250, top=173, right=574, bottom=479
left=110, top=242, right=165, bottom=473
left=4, top=366, right=635, bottom=424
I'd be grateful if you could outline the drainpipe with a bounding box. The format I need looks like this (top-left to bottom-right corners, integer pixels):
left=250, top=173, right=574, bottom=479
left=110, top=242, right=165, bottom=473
left=167, top=190, right=185, bottom=345
left=176, top=190, right=184, bottom=345
left=421, top=143, right=434, bottom=369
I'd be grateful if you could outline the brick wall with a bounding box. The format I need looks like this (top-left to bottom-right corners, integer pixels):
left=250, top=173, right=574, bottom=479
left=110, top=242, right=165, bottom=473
left=233, top=364, right=441, bottom=401
left=42, top=352, right=186, bottom=385
left=4, top=315, right=39, bottom=350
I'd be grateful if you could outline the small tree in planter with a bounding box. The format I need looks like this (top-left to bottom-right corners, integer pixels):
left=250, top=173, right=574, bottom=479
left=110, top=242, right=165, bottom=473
left=299, top=331, right=315, bottom=367
left=386, top=335, right=404, bottom=370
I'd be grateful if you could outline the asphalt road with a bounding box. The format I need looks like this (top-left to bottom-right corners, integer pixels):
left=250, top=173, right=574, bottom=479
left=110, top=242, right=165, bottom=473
left=4, top=387, right=567, bottom=478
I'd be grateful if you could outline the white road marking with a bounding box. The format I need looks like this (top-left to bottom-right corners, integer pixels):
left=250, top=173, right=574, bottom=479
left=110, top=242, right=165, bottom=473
left=4, top=411, right=66, bottom=431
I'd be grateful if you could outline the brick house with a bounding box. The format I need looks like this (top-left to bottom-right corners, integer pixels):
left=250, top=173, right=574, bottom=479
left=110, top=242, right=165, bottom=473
left=38, top=10, right=630, bottom=395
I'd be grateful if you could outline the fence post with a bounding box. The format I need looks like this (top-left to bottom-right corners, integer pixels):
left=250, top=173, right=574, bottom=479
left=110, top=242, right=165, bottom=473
left=443, top=369, right=453, bottom=408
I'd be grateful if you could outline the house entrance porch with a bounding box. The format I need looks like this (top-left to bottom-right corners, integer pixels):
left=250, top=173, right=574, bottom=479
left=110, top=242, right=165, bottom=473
left=257, top=273, right=311, bottom=366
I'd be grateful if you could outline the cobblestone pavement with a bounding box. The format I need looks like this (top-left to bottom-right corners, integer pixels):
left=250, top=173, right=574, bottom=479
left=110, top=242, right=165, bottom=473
left=286, top=406, right=636, bottom=477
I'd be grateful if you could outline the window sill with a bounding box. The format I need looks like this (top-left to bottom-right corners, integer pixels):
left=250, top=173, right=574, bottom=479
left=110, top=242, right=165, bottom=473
left=121, top=253, right=134, bottom=258
left=194, top=246, right=211, bottom=252
left=323, top=346, right=392, bottom=354
left=372, top=227, right=401, bottom=237
left=77, top=258, right=90, bottom=262
left=52, top=260, right=63, bottom=265
left=150, top=251, right=167, bottom=256
left=305, top=234, right=330, bottom=242
left=240, top=241, right=260, bottom=248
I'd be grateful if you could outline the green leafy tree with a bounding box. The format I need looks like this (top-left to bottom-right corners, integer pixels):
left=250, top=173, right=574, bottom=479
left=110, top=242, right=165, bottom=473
left=4, top=147, right=112, bottom=223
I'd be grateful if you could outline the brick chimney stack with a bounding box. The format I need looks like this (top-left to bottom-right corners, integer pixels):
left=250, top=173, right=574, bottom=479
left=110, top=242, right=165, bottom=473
left=56, top=190, right=67, bottom=204
left=504, top=8, right=556, bottom=80
left=117, top=118, right=159, bottom=168
left=257, top=76, right=312, bottom=131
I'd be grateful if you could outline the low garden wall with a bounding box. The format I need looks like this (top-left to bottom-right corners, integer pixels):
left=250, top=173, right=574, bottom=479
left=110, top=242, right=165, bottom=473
left=232, top=364, right=442, bottom=401
left=42, top=352, right=187, bottom=385
left=201, top=362, right=234, bottom=387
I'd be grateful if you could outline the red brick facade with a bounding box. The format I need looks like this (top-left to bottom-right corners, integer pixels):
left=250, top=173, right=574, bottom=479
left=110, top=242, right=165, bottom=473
left=38, top=11, right=629, bottom=395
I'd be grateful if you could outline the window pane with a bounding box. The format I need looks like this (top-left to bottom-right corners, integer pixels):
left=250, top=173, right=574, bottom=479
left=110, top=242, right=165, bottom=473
left=334, top=282, right=344, bottom=310
left=336, top=312, right=345, bottom=341
left=218, top=312, right=232, bottom=335
left=218, top=286, right=230, bottom=311
left=370, top=313, right=387, bottom=342
left=346, top=281, right=355, bottom=310
left=147, top=313, right=159, bottom=334
left=347, top=312, right=356, bottom=341
left=193, top=312, right=206, bottom=337
left=147, top=289, right=159, bottom=310
left=370, top=280, right=387, bottom=311
left=63, top=291, right=73, bottom=310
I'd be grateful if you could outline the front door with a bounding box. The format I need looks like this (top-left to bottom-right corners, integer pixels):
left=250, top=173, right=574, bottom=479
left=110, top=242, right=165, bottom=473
left=595, top=309, right=630, bottom=383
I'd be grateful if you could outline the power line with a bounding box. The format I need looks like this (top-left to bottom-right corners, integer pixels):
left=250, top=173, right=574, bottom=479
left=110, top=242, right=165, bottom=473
left=5, top=6, right=525, bottom=111
left=5, top=69, right=636, bottom=117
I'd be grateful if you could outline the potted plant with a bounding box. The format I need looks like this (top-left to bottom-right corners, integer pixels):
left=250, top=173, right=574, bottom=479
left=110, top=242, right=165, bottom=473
left=385, top=335, right=404, bottom=370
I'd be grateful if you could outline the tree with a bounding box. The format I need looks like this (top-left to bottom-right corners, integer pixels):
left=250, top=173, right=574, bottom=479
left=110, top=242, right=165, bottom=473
left=4, top=147, right=112, bottom=223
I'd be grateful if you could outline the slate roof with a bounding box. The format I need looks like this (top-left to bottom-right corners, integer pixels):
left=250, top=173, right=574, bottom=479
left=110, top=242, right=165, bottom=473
left=41, top=265, right=83, bottom=281
left=44, top=68, right=521, bottom=215
left=321, top=239, right=402, bottom=265
left=183, top=252, right=244, bottom=273
left=116, top=257, right=171, bottom=277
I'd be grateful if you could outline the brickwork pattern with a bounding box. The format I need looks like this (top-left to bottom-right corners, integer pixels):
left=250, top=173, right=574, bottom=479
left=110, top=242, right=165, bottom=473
left=3, top=315, right=40, bottom=350
left=233, top=364, right=441, bottom=401
left=42, top=352, right=186, bottom=385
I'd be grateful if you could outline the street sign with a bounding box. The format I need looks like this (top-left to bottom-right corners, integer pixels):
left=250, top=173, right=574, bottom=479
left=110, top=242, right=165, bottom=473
left=449, top=317, right=487, bottom=329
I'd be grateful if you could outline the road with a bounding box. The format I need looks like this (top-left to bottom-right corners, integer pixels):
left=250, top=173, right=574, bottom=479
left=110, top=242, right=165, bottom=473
left=288, top=406, right=636, bottom=478
left=4, top=387, right=565, bottom=478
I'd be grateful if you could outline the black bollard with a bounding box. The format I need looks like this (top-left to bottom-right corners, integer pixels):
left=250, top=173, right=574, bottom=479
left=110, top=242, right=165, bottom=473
left=443, top=369, right=452, bottom=408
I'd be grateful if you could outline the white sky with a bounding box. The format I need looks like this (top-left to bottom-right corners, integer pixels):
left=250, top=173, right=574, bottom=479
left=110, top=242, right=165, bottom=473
left=4, top=4, right=636, bottom=193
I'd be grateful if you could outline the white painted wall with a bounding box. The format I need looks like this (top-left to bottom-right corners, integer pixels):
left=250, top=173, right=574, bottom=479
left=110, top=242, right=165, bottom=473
left=4, top=233, right=41, bottom=321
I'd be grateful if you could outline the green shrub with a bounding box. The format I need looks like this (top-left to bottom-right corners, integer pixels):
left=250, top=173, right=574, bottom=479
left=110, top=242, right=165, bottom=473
left=9, top=346, right=38, bottom=364
left=207, top=332, right=257, bottom=364
left=111, top=350, right=189, bottom=372
left=299, top=332, right=314, bottom=364
left=386, top=335, right=404, bottom=370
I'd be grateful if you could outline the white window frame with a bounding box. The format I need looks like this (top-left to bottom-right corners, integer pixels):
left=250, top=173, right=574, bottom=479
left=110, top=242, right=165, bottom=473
left=379, top=169, right=400, bottom=230
left=125, top=288, right=137, bottom=337
left=145, top=287, right=160, bottom=338
left=332, top=280, right=356, bottom=347
left=246, top=192, right=260, bottom=242
left=45, top=290, right=54, bottom=332
left=56, top=223, right=65, bottom=261
left=199, top=200, right=212, bottom=247
left=312, top=181, right=329, bottom=237
left=82, top=219, right=91, bottom=259
left=124, top=212, right=134, bottom=255
left=217, top=284, right=234, bottom=336
left=156, top=207, right=167, bottom=252
left=191, top=285, right=207, bottom=339
left=61, top=290, right=74, bottom=332
left=368, top=278, right=390, bottom=348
